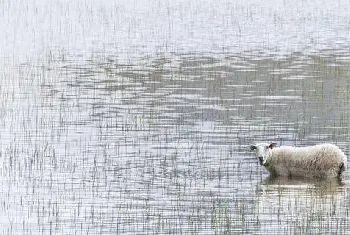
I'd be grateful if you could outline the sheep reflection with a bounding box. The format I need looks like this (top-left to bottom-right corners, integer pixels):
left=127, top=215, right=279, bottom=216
left=255, top=177, right=347, bottom=234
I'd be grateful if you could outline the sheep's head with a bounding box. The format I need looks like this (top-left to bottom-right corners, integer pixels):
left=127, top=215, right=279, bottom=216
left=250, top=142, right=277, bottom=166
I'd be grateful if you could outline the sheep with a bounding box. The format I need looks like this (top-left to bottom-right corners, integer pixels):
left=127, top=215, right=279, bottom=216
left=250, top=142, right=347, bottom=179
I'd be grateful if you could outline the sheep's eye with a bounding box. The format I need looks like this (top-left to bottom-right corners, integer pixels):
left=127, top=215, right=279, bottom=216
left=265, top=146, right=269, bottom=149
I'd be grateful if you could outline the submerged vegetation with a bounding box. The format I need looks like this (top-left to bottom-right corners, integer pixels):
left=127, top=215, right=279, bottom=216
left=1, top=0, right=350, bottom=234
left=1, top=48, right=349, bottom=234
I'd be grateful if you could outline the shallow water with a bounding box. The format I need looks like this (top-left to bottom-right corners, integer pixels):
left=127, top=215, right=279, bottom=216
left=1, top=0, right=350, bottom=234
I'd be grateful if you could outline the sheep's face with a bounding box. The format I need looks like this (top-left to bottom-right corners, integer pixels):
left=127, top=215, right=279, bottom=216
left=250, top=142, right=277, bottom=166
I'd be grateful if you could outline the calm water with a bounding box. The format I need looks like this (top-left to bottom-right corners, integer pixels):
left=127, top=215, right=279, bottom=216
left=1, top=0, right=350, bottom=234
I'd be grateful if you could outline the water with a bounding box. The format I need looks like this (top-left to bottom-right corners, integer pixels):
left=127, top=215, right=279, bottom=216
left=1, top=0, right=350, bottom=234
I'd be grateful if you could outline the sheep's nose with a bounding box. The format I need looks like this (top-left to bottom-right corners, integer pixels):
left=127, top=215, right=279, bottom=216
left=258, top=157, right=264, bottom=166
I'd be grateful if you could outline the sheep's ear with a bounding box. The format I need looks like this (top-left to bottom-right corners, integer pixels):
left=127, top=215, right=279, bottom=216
left=269, top=142, right=277, bottom=149
left=250, top=145, right=257, bottom=151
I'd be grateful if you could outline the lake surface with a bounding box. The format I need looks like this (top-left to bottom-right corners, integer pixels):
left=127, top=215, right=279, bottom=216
left=1, top=0, right=350, bottom=234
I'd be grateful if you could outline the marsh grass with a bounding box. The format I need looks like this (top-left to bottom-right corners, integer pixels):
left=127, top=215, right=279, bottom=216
left=54, top=52, right=350, bottom=234
left=1, top=0, right=350, bottom=234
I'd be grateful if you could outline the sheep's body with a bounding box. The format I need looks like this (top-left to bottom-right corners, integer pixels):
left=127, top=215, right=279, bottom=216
left=251, top=143, right=347, bottom=179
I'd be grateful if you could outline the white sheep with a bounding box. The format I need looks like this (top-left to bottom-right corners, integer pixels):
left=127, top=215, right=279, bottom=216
left=250, top=142, right=347, bottom=179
